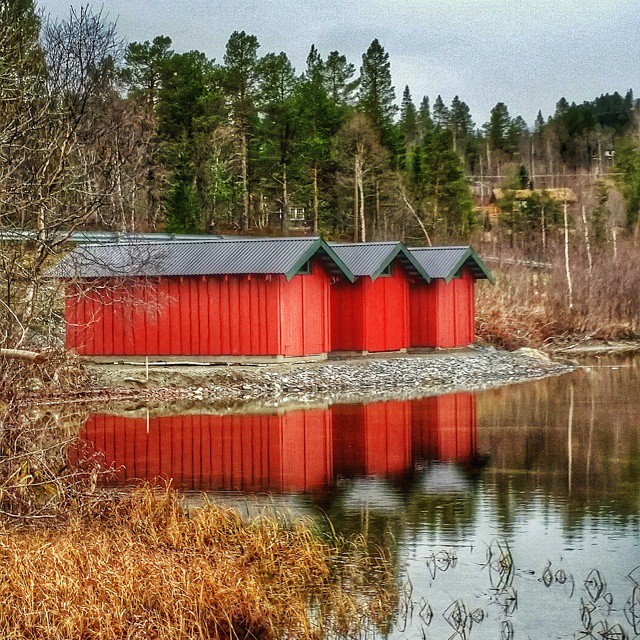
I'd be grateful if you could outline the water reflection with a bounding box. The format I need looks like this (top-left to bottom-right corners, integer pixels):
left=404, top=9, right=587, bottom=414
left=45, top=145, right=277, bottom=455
left=73, top=394, right=480, bottom=493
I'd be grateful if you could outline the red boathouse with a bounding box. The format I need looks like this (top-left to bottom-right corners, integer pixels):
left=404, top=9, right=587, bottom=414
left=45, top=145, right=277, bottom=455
left=329, top=242, right=431, bottom=353
left=48, top=237, right=355, bottom=360
left=408, top=246, right=494, bottom=349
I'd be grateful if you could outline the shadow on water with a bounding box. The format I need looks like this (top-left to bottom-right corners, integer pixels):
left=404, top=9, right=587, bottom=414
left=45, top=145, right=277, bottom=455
left=67, top=353, right=640, bottom=639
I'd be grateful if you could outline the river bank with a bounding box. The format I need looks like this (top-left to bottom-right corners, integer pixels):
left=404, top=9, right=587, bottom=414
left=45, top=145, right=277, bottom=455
left=84, top=346, right=573, bottom=411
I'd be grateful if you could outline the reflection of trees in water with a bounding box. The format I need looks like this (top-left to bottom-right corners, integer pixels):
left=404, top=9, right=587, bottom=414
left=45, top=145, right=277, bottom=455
left=476, top=357, right=640, bottom=526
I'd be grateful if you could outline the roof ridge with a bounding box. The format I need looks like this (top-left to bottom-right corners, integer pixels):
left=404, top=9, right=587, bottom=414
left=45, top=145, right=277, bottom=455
left=409, top=245, right=470, bottom=251
left=330, top=241, right=400, bottom=246
left=78, top=236, right=320, bottom=249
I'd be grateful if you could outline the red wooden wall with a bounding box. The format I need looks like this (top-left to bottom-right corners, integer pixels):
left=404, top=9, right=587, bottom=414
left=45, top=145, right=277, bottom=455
left=409, top=268, right=476, bottom=348
left=331, top=263, right=410, bottom=352
left=411, top=393, right=477, bottom=462
left=65, top=258, right=331, bottom=357
left=72, top=409, right=333, bottom=492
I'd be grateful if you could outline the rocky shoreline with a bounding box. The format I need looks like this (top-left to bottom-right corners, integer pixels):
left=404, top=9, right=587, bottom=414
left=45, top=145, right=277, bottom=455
left=88, top=346, right=575, bottom=411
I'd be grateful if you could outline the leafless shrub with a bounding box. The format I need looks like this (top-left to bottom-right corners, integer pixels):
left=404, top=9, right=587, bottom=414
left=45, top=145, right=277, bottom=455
left=477, top=236, right=640, bottom=348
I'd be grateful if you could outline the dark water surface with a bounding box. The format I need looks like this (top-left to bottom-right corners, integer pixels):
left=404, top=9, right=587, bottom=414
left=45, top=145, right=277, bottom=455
left=75, top=354, right=640, bottom=639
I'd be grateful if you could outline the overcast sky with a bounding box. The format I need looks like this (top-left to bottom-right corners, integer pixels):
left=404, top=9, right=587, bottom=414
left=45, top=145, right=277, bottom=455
left=39, top=0, right=640, bottom=126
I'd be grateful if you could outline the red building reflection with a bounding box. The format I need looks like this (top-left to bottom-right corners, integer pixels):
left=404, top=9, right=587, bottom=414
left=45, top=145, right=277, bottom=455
left=72, top=393, right=478, bottom=493
left=411, top=393, right=477, bottom=462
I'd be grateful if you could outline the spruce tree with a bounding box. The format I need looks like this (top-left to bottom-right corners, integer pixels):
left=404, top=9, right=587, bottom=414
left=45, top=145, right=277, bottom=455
left=418, top=96, right=433, bottom=138
left=399, top=85, right=419, bottom=148
left=432, top=95, right=450, bottom=130
left=449, top=95, right=474, bottom=155
left=257, top=51, right=299, bottom=234
left=358, top=39, right=398, bottom=150
left=223, top=31, right=260, bottom=230
left=324, top=51, right=358, bottom=107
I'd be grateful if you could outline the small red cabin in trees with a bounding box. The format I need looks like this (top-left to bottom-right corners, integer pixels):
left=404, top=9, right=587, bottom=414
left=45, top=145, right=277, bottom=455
left=408, top=246, right=494, bottom=348
left=329, top=242, right=431, bottom=353
left=46, top=237, right=355, bottom=361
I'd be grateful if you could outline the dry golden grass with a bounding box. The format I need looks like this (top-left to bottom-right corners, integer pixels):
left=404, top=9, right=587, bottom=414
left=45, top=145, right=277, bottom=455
left=0, top=488, right=397, bottom=640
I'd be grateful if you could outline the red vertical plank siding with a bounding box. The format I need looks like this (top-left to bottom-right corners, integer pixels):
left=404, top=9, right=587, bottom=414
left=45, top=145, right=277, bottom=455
left=409, top=393, right=477, bottom=463
left=409, top=269, right=477, bottom=349
left=167, top=279, right=181, bottom=355
left=332, top=262, right=410, bottom=353
left=132, top=285, right=147, bottom=356
left=102, top=286, right=114, bottom=355
left=147, top=281, right=160, bottom=355
left=280, top=408, right=333, bottom=492
left=65, top=285, right=78, bottom=352
left=207, top=278, right=221, bottom=354
left=157, top=278, right=171, bottom=356
left=67, top=260, right=331, bottom=357
left=331, top=279, right=365, bottom=352
left=197, top=278, right=208, bottom=355
left=218, top=277, right=230, bottom=354
left=363, top=401, right=411, bottom=476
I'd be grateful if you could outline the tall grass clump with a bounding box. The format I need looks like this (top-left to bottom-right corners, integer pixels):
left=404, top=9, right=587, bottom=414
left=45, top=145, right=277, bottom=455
left=0, top=488, right=397, bottom=639
left=476, top=238, right=640, bottom=349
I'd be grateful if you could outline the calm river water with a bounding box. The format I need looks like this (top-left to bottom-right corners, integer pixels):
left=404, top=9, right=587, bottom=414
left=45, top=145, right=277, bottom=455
left=75, top=354, right=640, bottom=639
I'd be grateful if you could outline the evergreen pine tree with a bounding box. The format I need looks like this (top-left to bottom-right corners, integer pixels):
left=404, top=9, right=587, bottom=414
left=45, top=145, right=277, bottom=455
left=323, top=51, right=358, bottom=107
left=399, top=85, right=419, bottom=148
left=418, top=96, right=433, bottom=138
left=358, top=39, right=398, bottom=150
left=257, top=51, right=299, bottom=234
left=223, top=31, right=260, bottom=230
left=432, top=95, right=450, bottom=130
left=165, top=154, right=201, bottom=233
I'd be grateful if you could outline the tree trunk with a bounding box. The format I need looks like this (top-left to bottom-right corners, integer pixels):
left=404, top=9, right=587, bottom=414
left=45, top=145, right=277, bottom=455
left=312, top=165, right=319, bottom=235
left=353, top=155, right=359, bottom=242
left=581, top=205, right=593, bottom=274
left=0, top=348, right=47, bottom=364
left=563, top=200, right=573, bottom=310
left=281, top=165, right=288, bottom=236
left=241, top=130, right=249, bottom=231
left=376, top=178, right=382, bottom=240
left=357, top=155, right=366, bottom=243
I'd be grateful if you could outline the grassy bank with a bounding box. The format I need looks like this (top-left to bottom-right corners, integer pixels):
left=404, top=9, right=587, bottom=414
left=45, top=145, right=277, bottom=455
left=0, top=489, right=396, bottom=640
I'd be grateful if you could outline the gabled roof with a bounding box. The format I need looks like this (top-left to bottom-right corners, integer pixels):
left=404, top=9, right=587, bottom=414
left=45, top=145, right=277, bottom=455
left=408, top=246, right=495, bottom=284
left=46, top=237, right=355, bottom=282
left=329, top=242, right=431, bottom=282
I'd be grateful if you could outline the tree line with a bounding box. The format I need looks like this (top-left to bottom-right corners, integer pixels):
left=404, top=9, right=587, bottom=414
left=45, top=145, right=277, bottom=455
left=2, top=0, right=640, bottom=250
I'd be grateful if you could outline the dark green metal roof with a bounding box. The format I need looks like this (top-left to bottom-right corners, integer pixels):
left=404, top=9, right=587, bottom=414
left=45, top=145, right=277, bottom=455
left=329, top=242, right=431, bottom=282
left=46, top=237, right=356, bottom=282
left=408, top=246, right=495, bottom=284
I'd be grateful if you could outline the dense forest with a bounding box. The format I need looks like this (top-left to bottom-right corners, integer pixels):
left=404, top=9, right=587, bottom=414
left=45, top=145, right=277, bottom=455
left=1, top=0, right=640, bottom=354
left=2, top=0, right=640, bottom=246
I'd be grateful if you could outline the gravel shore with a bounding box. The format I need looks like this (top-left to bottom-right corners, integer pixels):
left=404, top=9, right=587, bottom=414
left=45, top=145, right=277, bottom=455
left=92, top=346, right=574, bottom=410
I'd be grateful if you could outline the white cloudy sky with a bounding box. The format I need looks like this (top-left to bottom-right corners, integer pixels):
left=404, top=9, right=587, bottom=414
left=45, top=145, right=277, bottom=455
left=39, top=0, right=640, bottom=126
